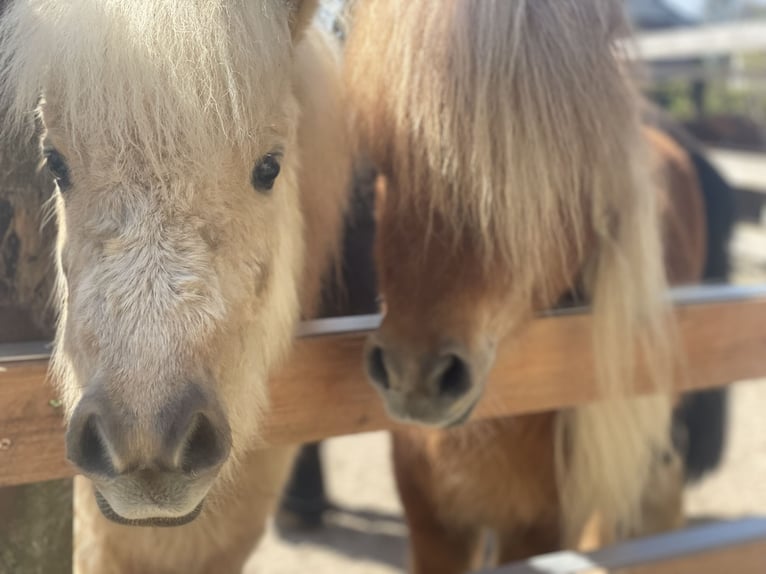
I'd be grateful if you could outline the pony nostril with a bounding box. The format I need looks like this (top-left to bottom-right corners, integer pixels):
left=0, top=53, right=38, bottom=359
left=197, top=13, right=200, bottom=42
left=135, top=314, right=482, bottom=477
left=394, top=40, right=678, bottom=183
left=72, top=415, right=115, bottom=476
left=437, top=354, right=471, bottom=398
left=366, top=345, right=390, bottom=390
left=180, top=413, right=228, bottom=473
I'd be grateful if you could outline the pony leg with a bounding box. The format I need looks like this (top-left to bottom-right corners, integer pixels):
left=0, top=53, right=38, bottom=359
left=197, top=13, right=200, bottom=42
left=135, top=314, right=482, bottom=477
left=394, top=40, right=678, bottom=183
left=392, top=432, right=482, bottom=574
left=74, top=445, right=297, bottom=574
left=402, top=498, right=482, bottom=574
left=277, top=442, right=329, bottom=528
left=495, top=522, right=560, bottom=566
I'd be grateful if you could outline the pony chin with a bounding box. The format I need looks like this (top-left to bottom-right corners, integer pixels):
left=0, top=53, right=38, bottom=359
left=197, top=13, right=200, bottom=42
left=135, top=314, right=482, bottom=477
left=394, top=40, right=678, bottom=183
left=381, top=387, right=485, bottom=429
left=93, top=489, right=205, bottom=528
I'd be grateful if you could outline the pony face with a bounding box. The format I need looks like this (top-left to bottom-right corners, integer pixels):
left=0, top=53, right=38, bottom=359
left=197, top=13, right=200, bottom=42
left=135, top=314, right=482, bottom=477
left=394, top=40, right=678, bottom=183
left=347, top=0, right=669, bottom=428
left=45, top=114, right=301, bottom=526
left=365, top=175, right=580, bottom=427
left=1, top=0, right=316, bottom=526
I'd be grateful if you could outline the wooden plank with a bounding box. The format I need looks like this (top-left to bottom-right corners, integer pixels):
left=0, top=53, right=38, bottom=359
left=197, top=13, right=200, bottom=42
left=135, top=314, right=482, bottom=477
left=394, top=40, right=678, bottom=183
left=707, top=149, right=766, bottom=194
left=0, top=363, right=69, bottom=486
left=629, top=539, right=766, bottom=574
left=490, top=517, right=766, bottom=573
left=263, top=291, right=766, bottom=445
left=631, top=21, right=766, bottom=62
left=3, top=289, right=766, bottom=487
left=0, top=479, right=73, bottom=574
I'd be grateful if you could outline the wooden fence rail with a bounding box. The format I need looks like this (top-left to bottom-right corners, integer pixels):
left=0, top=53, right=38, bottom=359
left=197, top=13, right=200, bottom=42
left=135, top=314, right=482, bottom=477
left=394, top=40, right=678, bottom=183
left=492, top=517, right=766, bottom=574
left=3, top=284, right=766, bottom=487
left=2, top=284, right=766, bottom=572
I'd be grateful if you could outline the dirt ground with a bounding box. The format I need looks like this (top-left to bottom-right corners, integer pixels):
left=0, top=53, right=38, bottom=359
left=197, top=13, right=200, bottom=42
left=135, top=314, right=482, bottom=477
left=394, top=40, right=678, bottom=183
left=245, top=222, right=766, bottom=573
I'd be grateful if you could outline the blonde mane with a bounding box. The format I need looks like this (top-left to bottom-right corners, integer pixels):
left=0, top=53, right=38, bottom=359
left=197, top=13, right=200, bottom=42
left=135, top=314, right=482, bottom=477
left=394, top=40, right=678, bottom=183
left=0, top=0, right=296, bottom=178
left=346, top=0, right=675, bottom=543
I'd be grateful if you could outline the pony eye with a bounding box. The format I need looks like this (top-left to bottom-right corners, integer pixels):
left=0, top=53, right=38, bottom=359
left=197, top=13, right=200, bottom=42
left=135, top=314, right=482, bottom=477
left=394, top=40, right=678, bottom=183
left=44, top=147, right=72, bottom=192
left=251, top=153, right=281, bottom=193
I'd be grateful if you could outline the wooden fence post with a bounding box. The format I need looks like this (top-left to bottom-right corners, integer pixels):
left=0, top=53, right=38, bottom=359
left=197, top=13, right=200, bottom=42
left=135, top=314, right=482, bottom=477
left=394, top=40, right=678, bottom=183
left=0, top=480, right=72, bottom=574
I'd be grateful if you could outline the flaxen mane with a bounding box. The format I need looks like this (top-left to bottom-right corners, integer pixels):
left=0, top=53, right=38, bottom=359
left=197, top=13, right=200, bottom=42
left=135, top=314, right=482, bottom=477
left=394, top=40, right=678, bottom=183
left=0, top=0, right=296, bottom=177
left=346, top=0, right=676, bottom=543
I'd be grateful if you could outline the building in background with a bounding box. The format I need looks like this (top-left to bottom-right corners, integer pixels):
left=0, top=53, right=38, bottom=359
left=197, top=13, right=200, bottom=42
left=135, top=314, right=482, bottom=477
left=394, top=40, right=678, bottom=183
left=627, top=0, right=701, bottom=28
left=628, top=0, right=766, bottom=27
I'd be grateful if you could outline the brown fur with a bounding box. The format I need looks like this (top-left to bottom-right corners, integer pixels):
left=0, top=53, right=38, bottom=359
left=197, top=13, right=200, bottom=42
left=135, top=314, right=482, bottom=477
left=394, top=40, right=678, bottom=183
left=392, top=416, right=559, bottom=573
left=344, top=0, right=708, bottom=570
left=647, top=127, right=707, bottom=285
left=384, top=128, right=706, bottom=572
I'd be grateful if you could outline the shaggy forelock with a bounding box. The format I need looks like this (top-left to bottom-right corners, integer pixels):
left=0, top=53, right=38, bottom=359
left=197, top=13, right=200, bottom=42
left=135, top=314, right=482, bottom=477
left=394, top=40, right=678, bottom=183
left=0, top=0, right=296, bottom=177
left=346, top=0, right=643, bottom=302
left=345, top=0, right=673, bottom=392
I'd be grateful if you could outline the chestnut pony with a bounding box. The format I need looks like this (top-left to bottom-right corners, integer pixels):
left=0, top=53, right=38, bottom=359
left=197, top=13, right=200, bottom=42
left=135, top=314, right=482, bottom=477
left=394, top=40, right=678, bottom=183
left=345, top=0, right=730, bottom=571
left=0, top=1, right=349, bottom=572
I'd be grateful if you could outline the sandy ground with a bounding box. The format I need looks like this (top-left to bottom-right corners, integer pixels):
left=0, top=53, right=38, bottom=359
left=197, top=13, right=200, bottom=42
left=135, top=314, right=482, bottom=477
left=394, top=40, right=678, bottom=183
left=245, top=222, right=766, bottom=573
left=245, top=432, right=406, bottom=574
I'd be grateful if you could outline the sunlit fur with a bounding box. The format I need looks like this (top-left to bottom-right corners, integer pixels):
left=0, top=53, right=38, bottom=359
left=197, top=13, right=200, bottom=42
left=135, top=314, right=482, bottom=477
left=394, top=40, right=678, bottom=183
left=346, top=0, right=678, bottom=547
left=1, top=0, right=349, bottom=571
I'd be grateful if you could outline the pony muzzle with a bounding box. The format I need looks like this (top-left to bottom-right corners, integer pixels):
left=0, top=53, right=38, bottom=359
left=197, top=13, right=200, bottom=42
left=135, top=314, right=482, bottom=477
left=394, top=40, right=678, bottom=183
left=364, top=335, right=484, bottom=427
left=66, top=382, right=232, bottom=526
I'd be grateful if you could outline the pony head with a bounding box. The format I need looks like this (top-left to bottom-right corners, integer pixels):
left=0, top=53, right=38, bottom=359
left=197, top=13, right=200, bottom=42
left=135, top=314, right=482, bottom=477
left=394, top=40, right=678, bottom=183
left=345, top=0, right=669, bottom=426
left=0, top=0, right=321, bottom=525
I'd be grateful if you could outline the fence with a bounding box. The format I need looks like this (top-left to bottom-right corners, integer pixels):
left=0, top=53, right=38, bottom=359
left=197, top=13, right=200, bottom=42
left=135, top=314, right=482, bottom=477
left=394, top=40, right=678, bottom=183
left=2, top=284, right=766, bottom=571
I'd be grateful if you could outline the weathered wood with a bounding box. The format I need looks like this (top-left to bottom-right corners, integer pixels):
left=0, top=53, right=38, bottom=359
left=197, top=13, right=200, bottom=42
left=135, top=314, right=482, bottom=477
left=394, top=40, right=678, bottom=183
left=3, top=292, right=766, bottom=487
left=629, top=540, right=766, bottom=574
left=0, top=479, right=72, bottom=574
left=0, top=362, right=68, bottom=486
left=491, top=517, right=766, bottom=574
left=264, top=293, right=766, bottom=445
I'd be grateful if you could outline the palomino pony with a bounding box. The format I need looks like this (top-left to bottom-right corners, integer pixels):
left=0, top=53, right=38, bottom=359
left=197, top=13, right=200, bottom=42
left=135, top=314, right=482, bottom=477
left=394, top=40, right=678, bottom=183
left=345, top=0, right=730, bottom=570
left=0, top=1, right=349, bottom=572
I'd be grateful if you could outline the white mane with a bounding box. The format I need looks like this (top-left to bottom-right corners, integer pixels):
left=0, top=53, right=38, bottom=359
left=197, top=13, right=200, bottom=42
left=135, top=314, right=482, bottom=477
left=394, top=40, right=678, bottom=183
left=0, top=0, right=295, bottom=177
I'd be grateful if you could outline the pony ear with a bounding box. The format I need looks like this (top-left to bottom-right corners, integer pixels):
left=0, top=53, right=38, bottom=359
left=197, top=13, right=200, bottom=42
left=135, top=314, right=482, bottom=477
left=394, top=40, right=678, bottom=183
left=285, top=0, right=318, bottom=40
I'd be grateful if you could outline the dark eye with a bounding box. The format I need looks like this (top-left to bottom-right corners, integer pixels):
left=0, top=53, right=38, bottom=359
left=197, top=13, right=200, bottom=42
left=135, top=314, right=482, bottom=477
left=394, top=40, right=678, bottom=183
left=251, top=154, right=281, bottom=193
left=44, top=147, right=72, bottom=192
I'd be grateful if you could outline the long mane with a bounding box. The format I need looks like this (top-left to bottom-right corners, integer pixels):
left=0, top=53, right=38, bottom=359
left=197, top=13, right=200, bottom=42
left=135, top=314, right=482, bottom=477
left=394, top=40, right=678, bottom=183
left=345, top=0, right=675, bottom=543
left=0, top=0, right=295, bottom=177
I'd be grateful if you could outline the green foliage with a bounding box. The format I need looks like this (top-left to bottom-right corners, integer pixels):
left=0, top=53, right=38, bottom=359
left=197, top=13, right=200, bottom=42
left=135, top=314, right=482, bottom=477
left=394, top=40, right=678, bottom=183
left=647, top=53, right=766, bottom=123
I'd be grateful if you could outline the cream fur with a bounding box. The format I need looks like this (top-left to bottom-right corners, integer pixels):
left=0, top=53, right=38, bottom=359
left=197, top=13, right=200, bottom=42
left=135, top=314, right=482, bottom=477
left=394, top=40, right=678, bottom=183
left=0, top=1, right=349, bottom=572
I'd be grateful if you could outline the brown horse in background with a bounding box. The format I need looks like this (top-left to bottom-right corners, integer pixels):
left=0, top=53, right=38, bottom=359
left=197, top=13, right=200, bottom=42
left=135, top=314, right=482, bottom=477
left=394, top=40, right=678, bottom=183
left=344, top=0, right=731, bottom=571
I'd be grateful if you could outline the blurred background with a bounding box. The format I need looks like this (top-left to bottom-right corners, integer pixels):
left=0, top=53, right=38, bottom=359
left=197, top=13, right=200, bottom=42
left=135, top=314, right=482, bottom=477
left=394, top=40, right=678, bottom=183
left=627, top=1, right=766, bottom=281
